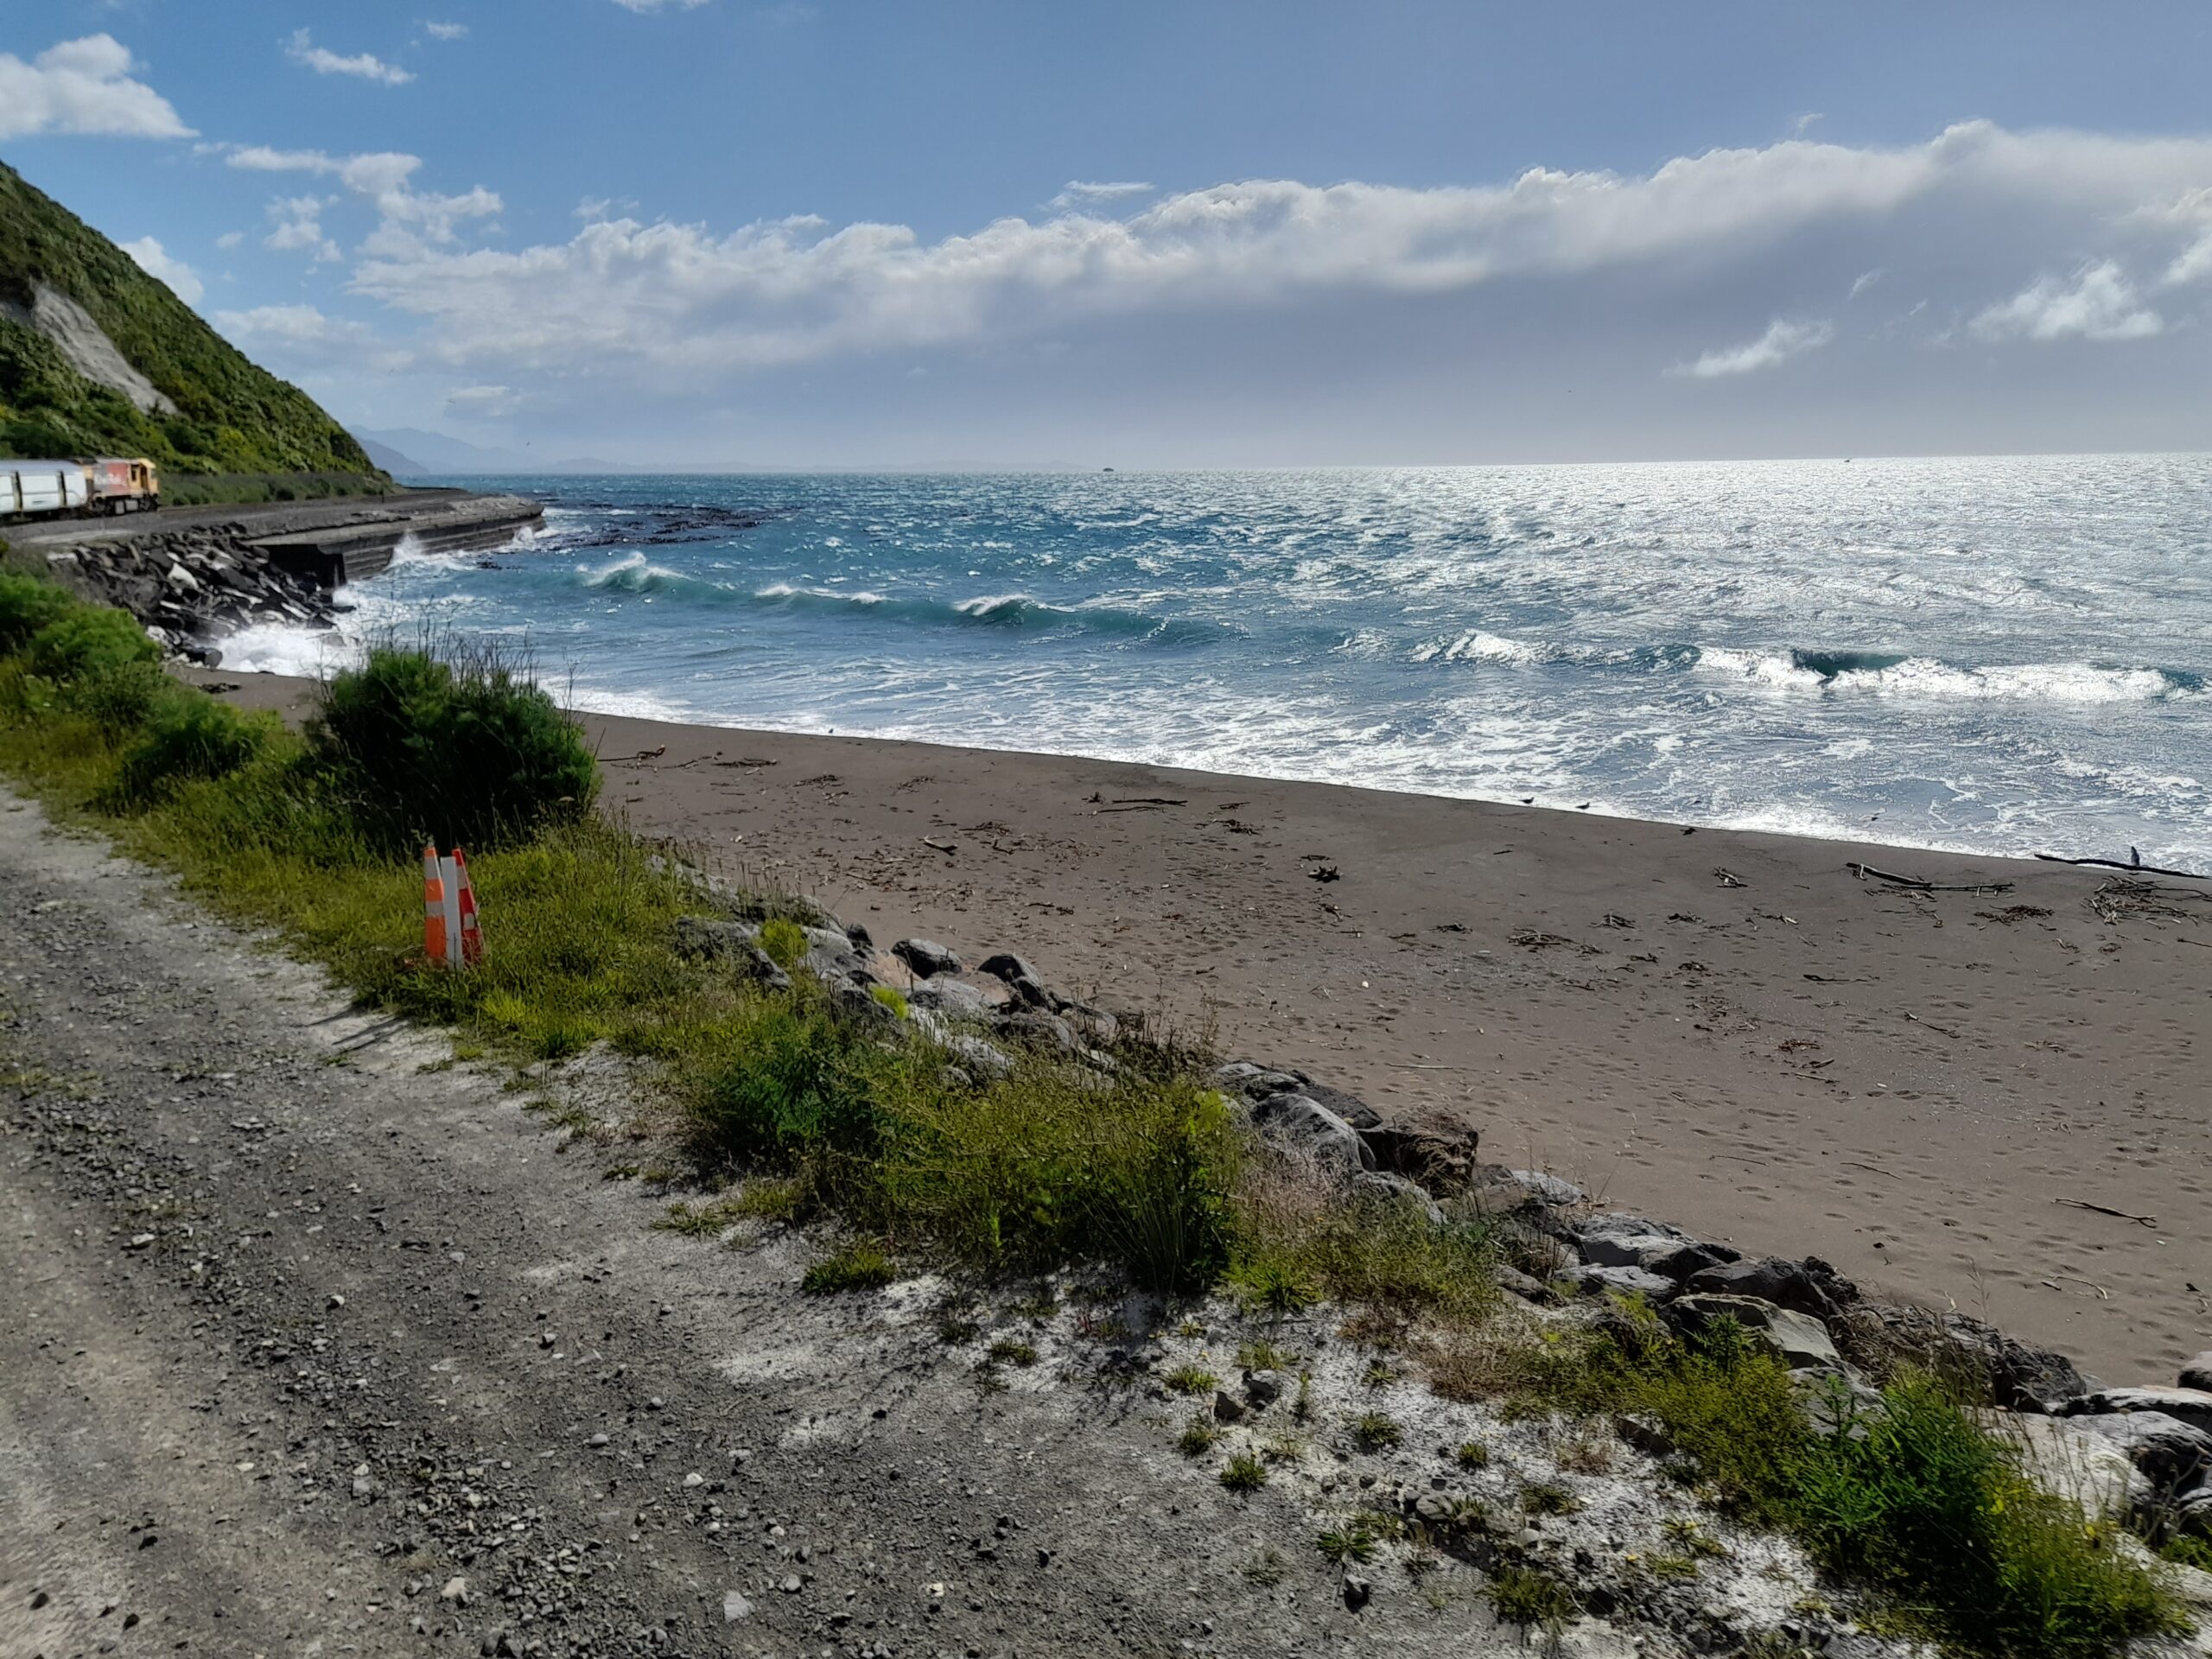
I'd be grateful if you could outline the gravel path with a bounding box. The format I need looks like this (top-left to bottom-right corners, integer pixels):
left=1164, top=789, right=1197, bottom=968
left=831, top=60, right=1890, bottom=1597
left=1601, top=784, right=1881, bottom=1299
left=0, top=790, right=1541, bottom=1659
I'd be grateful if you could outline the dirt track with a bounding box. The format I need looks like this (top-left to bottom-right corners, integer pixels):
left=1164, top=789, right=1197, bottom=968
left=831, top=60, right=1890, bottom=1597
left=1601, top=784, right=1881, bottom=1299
left=0, top=789, right=1554, bottom=1659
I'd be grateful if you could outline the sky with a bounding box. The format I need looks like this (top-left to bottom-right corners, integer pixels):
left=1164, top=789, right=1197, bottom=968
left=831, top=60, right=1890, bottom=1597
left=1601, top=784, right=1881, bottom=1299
left=5, top=1, right=2212, bottom=467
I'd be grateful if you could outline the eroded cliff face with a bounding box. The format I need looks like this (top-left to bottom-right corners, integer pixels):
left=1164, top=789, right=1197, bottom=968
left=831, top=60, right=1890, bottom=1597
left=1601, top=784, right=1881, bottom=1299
left=1, top=281, right=177, bottom=415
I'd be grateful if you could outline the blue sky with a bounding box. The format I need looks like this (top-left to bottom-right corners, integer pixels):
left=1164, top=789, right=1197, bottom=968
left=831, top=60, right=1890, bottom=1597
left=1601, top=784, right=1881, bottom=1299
left=7, top=1, right=2212, bottom=465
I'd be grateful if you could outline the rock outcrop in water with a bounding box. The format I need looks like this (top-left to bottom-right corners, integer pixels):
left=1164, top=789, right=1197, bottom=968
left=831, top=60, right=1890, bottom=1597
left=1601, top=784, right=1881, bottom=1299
left=41, top=526, right=339, bottom=660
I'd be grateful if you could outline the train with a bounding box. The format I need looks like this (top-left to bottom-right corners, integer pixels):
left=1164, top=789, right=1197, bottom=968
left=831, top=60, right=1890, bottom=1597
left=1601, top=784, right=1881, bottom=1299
left=2, top=456, right=162, bottom=522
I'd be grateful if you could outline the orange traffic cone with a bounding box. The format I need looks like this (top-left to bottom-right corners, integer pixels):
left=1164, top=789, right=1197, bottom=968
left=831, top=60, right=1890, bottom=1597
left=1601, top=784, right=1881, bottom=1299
left=423, top=845, right=452, bottom=966
left=453, top=847, right=483, bottom=966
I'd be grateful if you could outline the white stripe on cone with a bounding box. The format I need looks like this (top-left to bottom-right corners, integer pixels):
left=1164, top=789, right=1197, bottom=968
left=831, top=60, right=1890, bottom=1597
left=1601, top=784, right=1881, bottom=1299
left=438, top=855, right=463, bottom=969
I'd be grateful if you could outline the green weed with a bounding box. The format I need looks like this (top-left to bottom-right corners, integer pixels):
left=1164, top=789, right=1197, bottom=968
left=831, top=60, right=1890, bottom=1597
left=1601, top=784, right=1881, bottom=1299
left=1486, top=1565, right=1577, bottom=1627
left=800, top=1236, right=894, bottom=1294
left=1352, top=1412, right=1403, bottom=1452
left=1164, top=1363, right=1219, bottom=1396
left=1219, top=1452, right=1268, bottom=1492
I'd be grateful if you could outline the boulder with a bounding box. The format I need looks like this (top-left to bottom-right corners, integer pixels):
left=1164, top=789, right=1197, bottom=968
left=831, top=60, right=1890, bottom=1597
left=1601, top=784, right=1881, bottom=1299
left=1250, top=1092, right=1373, bottom=1179
left=1300, top=1080, right=1381, bottom=1132
left=2178, top=1489, right=2212, bottom=1540
left=1834, top=1302, right=2088, bottom=1412
left=1351, top=1170, right=1445, bottom=1224
left=976, top=951, right=1041, bottom=987
left=1669, top=1294, right=1841, bottom=1373
left=2182, top=1353, right=2212, bottom=1394
left=2008, top=1416, right=2153, bottom=1522
left=2066, top=1387, right=2212, bottom=1435
left=1682, top=1255, right=1857, bottom=1322
left=1493, top=1264, right=1562, bottom=1306
left=802, top=926, right=868, bottom=983
left=1054, top=1001, right=1119, bottom=1045
left=1576, top=1263, right=1678, bottom=1301
left=1506, top=1169, right=1584, bottom=1207
left=1363, top=1125, right=1481, bottom=1192
left=908, top=978, right=995, bottom=1019
left=2069, top=1410, right=2212, bottom=1492
left=891, top=938, right=962, bottom=979
left=1576, top=1213, right=1738, bottom=1281
left=843, top=921, right=874, bottom=952
left=672, top=916, right=760, bottom=962
left=1214, top=1060, right=1306, bottom=1097
left=993, top=1010, right=1079, bottom=1054
left=943, top=1033, right=1014, bottom=1080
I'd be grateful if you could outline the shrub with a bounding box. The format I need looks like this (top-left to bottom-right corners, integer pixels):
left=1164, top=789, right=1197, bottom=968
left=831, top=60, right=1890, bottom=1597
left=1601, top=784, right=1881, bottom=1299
left=1177, top=1416, right=1219, bottom=1456
left=308, top=644, right=598, bottom=855
left=29, top=607, right=160, bottom=683
left=1352, top=1411, right=1402, bottom=1452
left=0, top=571, right=78, bottom=652
left=1164, top=1363, right=1219, bottom=1395
left=693, top=995, right=887, bottom=1166
left=113, top=692, right=272, bottom=801
left=1790, top=1376, right=2182, bottom=1659
left=67, top=660, right=167, bottom=735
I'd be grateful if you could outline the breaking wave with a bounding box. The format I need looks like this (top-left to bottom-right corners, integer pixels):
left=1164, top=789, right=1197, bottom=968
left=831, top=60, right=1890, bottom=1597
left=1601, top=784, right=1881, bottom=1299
left=1694, top=647, right=2202, bottom=703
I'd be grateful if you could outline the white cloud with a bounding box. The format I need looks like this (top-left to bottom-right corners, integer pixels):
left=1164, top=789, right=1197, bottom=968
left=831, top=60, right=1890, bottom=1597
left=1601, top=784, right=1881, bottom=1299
left=214, top=303, right=376, bottom=351
left=612, top=0, right=710, bottom=10
left=225, top=146, right=500, bottom=259
left=216, top=231, right=245, bottom=250
left=1970, top=260, right=2163, bottom=342
left=444, top=384, right=517, bottom=415
left=1049, top=181, right=1155, bottom=211
left=1675, top=318, right=1835, bottom=378
left=264, top=195, right=341, bottom=262
left=120, top=236, right=205, bottom=305
left=0, top=34, right=193, bottom=140
left=1848, top=267, right=1885, bottom=299
left=286, top=29, right=415, bottom=85
left=426, top=22, right=469, bottom=41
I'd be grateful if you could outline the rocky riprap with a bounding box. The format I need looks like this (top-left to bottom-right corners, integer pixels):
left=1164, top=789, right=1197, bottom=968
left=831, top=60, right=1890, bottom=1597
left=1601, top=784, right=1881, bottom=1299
left=673, top=897, right=2212, bottom=1606
left=40, top=525, right=337, bottom=659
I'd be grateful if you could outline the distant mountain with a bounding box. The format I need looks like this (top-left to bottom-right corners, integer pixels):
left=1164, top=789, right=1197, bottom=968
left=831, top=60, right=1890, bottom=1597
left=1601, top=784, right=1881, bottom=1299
left=357, top=434, right=430, bottom=476
left=358, top=426, right=648, bottom=476
left=0, top=161, right=378, bottom=476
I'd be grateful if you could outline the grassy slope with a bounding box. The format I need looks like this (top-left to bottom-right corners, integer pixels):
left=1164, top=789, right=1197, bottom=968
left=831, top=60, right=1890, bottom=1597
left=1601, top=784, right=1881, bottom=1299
left=0, top=160, right=384, bottom=483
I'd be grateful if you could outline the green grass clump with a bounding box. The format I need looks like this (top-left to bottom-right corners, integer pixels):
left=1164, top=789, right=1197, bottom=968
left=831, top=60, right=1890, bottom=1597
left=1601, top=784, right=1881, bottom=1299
left=308, top=643, right=598, bottom=855
left=1455, top=1440, right=1491, bottom=1470
left=1219, top=1452, right=1267, bottom=1492
left=869, top=982, right=908, bottom=1016
left=758, top=915, right=808, bottom=970
left=1164, top=1363, right=1219, bottom=1396
left=987, top=1337, right=1038, bottom=1367
left=1520, top=1482, right=1582, bottom=1517
left=1352, top=1412, right=1402, bottom=1452
left=801, top=1236, right=894, bottom=1294
left=1231, top=1181, right=1497, bottom=1329
left=1177, top=1416, right=1220, bottom=1457
left=1236, top=1339, right=1295, bottom=1371
left=1488, top=1566, right=1576, bottom=1626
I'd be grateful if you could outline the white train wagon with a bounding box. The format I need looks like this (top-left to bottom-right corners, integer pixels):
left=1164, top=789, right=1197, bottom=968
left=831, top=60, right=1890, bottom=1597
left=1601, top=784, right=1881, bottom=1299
left=3, top=460, right=92, bottom=519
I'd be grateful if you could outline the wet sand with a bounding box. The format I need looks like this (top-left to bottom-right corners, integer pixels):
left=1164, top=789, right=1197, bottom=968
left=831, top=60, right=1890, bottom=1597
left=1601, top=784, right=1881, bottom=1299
left=194, top=670, right=2212, bottom=1383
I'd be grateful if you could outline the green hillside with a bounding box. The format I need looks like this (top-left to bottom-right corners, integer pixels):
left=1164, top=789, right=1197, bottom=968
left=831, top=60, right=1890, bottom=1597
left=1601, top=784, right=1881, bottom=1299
left=0, top=160, right=382, bottom=481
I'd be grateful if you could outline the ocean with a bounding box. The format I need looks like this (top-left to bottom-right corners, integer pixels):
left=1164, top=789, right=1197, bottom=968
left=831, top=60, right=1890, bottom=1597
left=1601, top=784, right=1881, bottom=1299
left=219, top=456, right=2212, bottom=866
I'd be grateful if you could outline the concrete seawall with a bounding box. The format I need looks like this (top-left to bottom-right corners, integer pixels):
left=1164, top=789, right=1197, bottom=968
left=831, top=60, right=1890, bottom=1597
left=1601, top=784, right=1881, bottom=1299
left=247, top=492, right=544, bottom=587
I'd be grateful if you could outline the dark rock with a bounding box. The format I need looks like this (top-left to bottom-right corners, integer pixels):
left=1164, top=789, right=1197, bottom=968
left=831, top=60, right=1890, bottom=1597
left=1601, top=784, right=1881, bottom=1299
left=1211, top=1389, right=1245, bottom=1424
left=1007, top=973, right=1054, bottom=1009
left=1298, top=1080, right=1380, bottom=1132
left=843, top=921, right=873, bottom=952
left=2182, top=1352, right=2212, bottom=1393
left=1341, top=1574, right=1371, bottom=1611
left=2178, top=1489, right=2212, bottom=1539
left=1351, top=1170, right=1444, bottom=1224
left=2065, top=1387, right=2212, bottom=1434
left=1837, top=1303, right=2088, bottom=1411
left=943, top=1034, right=1013, bottom=1080
left=1250, top=1092, right=1373, bottom=1179
left=1362, top=1125, right=1480, bottom=1191
left=1054, top=1001, right=1118, bottom=1045
left=1243, top=1370, right=1284, bottom=1408
left=1682, top=1255, right=1856, bottom=1322
left=892, top=938, right=962, bottom=978
left=976, top=951, right=1040, bottom=986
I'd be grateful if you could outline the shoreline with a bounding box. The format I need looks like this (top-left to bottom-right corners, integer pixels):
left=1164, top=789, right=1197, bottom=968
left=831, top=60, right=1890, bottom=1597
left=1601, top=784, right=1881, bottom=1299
left=190, top=667, right=2212, bottom=1382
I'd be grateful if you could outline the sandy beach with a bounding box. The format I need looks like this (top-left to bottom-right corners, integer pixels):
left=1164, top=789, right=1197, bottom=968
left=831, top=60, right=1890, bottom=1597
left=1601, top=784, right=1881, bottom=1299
left=195, top=669, right=2212, bottom=1384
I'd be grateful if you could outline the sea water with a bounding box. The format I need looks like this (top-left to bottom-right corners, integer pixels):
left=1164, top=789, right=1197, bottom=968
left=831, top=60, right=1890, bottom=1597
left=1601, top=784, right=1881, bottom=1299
left=218, top=456, right=2212, bottom=865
